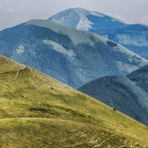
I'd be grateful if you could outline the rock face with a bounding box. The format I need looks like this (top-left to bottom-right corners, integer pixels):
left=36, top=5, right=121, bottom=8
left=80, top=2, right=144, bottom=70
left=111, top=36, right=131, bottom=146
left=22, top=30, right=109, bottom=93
left=79, top=65, right=148, bottom=125
left=49, top=8, right=148, bottom=59
left=0, top=19, right=147, bottom=88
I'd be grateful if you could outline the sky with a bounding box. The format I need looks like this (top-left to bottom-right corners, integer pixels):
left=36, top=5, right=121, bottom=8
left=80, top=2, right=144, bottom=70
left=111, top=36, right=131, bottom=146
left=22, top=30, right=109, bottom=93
left=0, top=0, right=148, bottom=30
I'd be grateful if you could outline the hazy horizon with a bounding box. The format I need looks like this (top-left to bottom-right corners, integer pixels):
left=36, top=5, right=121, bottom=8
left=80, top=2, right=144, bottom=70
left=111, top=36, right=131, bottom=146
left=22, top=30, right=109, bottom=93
left=0, top=0, right=148, bottom=30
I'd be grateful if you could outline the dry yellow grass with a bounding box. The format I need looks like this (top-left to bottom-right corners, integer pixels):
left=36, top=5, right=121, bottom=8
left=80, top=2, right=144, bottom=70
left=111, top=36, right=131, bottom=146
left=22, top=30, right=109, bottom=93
left=0, top=55, right=148, bottom=147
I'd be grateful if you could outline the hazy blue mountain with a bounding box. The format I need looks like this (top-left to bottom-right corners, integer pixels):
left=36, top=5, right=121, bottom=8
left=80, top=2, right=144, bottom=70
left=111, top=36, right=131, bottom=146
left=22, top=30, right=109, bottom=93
left=49, top=7, right=128, bottom=31
left=49, top=8, right=148, bottom=59
left=100, top=24, right=148, bottom=59
left=128, top=65, right=148, bottom=92
left=79, top=65, right=148, bottom=125
left=0, top=19, right=147, bottom=88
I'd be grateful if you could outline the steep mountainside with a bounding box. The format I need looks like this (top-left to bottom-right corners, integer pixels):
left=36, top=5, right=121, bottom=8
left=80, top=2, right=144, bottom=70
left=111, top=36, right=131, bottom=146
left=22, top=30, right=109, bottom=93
left=79, top=75, right=148, bottom=125
left=0, top=55, right=148, bottom=147
left=49, top=8, right=148, bottom=59
left=79, top=64, right=148, bottom=125
left=0, top=19, right=147, bottom=88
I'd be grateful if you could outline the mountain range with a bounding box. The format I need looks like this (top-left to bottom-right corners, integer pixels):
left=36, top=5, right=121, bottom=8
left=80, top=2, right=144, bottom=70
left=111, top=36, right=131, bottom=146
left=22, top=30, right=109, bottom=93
left=49, top=8, right=148, bottom=59
left=0, top=55, right=148, bottom=147
left=0, top=7, right=148, bottom=147
left=0, top=19, right=146, bottom=88
left=79, top=65, right=148, bottom=125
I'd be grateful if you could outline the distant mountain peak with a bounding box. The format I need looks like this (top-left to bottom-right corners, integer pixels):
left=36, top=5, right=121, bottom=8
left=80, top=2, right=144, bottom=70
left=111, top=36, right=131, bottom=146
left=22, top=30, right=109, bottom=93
left=49, top=8, right=148, bottom=60
left=49, top=7, right=128, bottom=31
left=64, top=7, right=106, bottom=17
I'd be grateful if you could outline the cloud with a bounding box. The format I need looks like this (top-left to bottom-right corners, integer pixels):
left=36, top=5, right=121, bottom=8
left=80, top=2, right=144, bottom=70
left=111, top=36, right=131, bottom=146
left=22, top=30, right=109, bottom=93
left=139, top=16, right=148, bottom=24
left=6, top=8, right=14, bottom=14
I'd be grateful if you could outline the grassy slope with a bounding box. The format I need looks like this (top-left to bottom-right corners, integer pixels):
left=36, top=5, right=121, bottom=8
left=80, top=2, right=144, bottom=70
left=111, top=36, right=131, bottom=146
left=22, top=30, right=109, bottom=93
left=0, top=55, right=148, bottom=148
